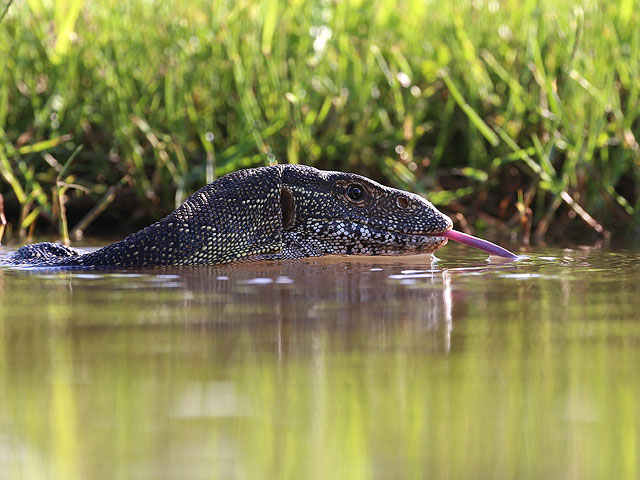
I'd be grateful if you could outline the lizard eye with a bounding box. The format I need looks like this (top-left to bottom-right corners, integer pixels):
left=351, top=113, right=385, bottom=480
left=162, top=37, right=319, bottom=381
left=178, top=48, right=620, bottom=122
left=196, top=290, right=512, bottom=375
left=347, top=184, right=365, bottom=202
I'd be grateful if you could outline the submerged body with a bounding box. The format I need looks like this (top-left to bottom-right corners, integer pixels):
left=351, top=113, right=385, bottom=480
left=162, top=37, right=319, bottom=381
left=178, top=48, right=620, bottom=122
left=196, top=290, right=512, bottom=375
left=6, top=165, right=455, bottom=268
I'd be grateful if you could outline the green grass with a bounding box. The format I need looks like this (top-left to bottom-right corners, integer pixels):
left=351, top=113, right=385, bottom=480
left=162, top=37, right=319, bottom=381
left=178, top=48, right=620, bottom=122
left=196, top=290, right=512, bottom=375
left=0, top=0, right=638, bottom=242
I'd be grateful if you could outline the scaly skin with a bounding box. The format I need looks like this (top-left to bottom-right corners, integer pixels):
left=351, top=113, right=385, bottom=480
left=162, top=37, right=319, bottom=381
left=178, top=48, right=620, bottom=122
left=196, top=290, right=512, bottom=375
left=4, top=165, right=453, bottom=267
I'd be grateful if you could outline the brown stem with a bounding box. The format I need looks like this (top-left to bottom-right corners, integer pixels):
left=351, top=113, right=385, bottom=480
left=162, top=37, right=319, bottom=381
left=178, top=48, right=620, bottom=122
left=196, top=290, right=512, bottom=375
left=560, top=191, right=607, bottom=237
left=57, top=185, right=70, bottom=245
left=534, top=195, right=563, bottom=241
left=70, top=184, right=120, bottom=241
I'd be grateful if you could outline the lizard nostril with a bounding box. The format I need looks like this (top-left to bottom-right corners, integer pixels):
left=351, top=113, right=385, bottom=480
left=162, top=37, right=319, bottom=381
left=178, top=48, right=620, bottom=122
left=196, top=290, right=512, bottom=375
left=396, top=197, right=410, bottom=209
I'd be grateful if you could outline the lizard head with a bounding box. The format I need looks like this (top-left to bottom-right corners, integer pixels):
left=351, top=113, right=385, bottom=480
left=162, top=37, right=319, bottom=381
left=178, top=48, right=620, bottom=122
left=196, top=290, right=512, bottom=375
left=279, top=165, right=453, bottom=258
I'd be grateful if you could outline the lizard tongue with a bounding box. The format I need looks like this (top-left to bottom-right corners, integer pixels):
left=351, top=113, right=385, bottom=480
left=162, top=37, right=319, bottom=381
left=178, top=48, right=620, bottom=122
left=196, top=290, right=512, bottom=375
left=442, top=229, right=518, bottom=259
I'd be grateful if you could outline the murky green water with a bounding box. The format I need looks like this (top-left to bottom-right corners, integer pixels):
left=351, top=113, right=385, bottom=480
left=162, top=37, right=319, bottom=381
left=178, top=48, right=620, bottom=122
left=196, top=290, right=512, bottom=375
left=0, top=244, right=639, bottom=479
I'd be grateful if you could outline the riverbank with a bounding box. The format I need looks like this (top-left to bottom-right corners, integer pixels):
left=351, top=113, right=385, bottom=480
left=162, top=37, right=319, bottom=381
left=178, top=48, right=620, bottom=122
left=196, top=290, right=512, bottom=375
left=0, top=0, right=638, bottom=244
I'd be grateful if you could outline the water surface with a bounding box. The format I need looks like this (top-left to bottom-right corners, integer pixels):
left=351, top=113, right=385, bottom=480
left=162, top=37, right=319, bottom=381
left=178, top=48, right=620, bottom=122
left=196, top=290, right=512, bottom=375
left=0, top=244, right=639, bottom=479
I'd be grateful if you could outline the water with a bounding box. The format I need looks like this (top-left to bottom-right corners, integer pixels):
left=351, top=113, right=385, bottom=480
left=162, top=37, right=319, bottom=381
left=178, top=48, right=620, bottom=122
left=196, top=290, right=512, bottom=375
left=0, top=244, right=639, bottom=479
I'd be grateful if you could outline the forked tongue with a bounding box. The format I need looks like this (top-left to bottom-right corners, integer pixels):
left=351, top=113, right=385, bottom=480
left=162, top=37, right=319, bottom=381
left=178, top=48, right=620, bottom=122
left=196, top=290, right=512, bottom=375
left=442, top=229, right=518, bottom=259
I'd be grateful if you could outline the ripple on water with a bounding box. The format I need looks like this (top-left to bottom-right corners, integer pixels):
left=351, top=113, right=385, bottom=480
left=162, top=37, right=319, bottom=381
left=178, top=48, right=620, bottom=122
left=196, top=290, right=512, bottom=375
left=276, top=276, right=294, bottom=284
left=388, top=273, right=435, bottom=279
left=238, top=277, right=274, bottom=285
left=498, top=273, right=555, bottom=279
left=400, top=269, right=438, bottom=274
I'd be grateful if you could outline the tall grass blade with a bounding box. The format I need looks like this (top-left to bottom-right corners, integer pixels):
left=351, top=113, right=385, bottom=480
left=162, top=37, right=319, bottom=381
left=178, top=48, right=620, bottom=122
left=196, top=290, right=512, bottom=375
left=0, top=0, right=13, bottom=25
left=440, top=69, right=499, bottom=147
